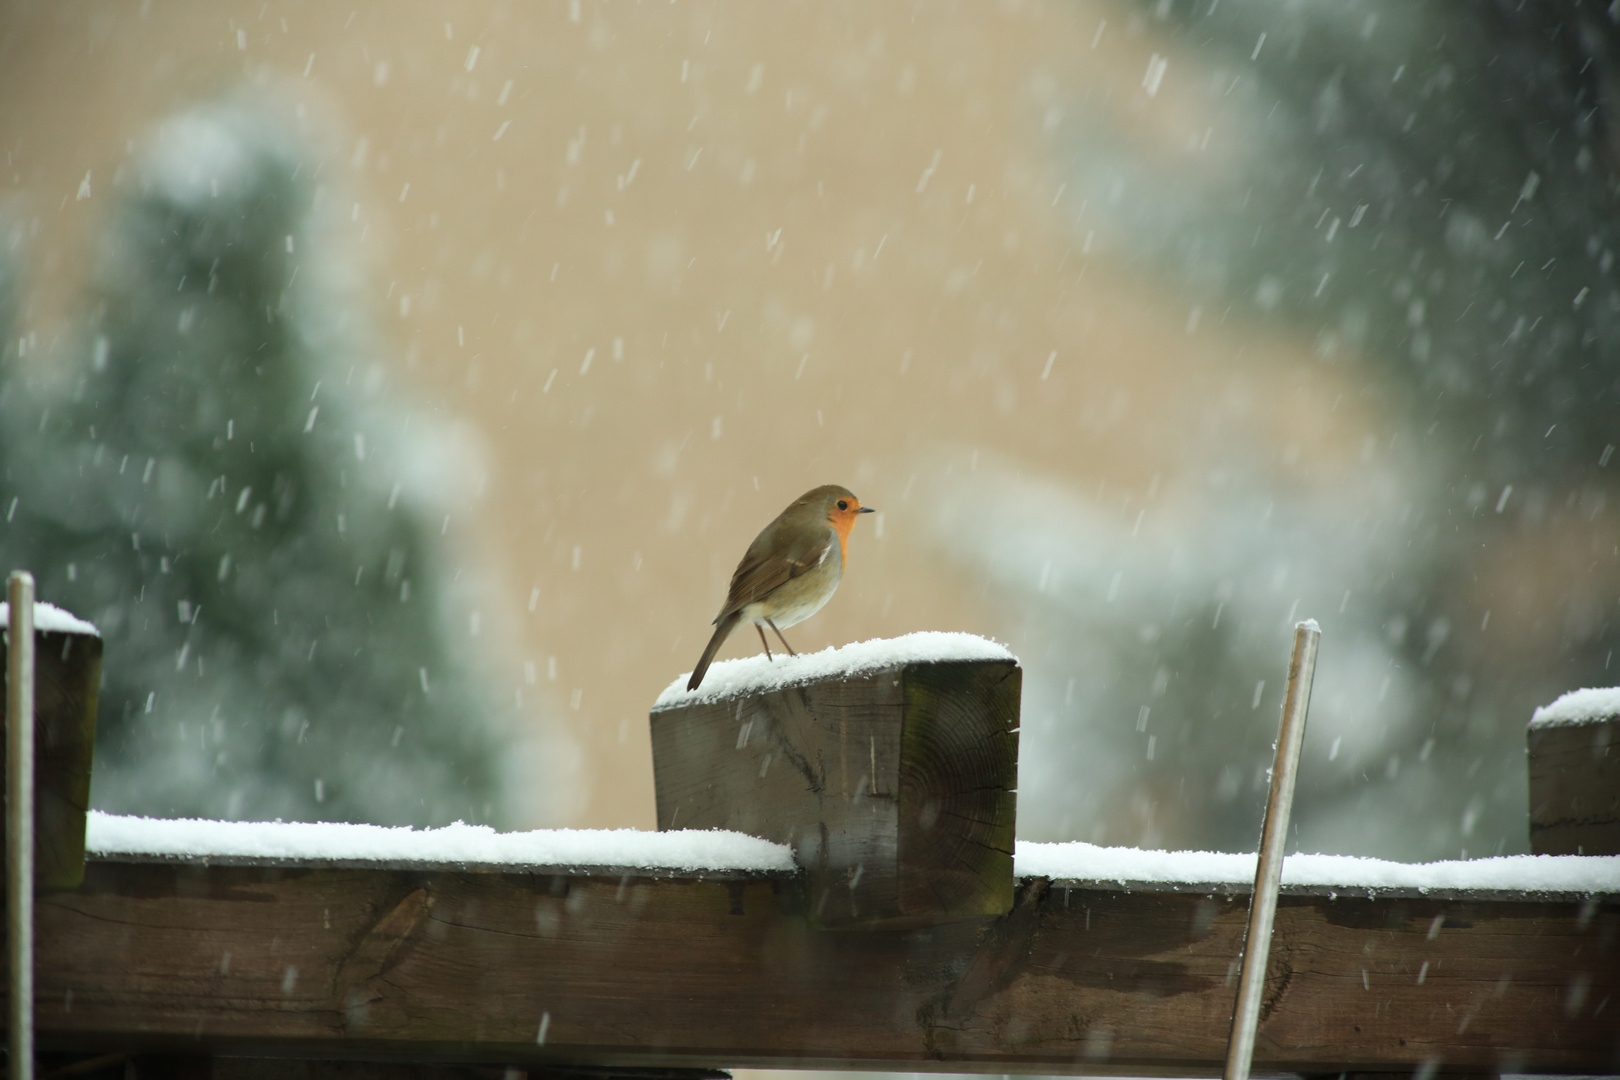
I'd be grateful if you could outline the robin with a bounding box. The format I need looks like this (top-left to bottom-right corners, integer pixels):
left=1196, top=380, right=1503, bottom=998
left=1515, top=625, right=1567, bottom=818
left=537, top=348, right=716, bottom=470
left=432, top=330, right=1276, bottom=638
left=686, top=484, right=876, bottom=691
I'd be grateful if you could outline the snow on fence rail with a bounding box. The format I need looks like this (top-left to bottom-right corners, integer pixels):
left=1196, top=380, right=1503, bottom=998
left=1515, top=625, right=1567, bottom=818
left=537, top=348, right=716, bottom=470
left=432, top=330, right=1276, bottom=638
left=86, top=811, right=1620, bottom=897
left=85, top=811, right=796, bottom=873
left=1018, top=838, right=1620, bottom=896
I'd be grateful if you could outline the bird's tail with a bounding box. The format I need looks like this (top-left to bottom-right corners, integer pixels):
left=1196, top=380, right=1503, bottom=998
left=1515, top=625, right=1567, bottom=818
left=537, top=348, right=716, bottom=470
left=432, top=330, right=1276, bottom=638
left=687, top=611, right=742, bottom=691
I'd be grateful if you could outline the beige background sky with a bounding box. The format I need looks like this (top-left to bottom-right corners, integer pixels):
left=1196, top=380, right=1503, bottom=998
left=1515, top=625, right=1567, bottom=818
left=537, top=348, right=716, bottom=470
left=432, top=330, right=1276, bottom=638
left=1, top=1, right=1410, bottom=831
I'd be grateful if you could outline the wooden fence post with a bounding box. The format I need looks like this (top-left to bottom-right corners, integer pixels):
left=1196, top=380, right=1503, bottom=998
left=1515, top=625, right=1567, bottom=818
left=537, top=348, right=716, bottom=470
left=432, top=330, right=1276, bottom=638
left=1528, top=695, right=1618, bottom=856
left=0, top=609, right=102, bottom=892
left=649, top=654, right=1020, bottom=928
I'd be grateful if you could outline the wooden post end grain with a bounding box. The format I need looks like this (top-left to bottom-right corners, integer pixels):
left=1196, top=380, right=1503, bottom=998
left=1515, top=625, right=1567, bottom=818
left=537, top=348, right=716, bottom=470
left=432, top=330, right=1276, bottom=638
left=1529, top=711, right=1618, bottom=855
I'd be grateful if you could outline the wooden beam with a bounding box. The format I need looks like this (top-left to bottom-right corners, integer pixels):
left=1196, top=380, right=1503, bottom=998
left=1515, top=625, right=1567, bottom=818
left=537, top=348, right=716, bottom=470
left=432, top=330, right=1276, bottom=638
left=650, top=657, right=1020, bottom=927
left=38, top=1054, right=729, bottom=1080
left=27, top=857, right=1619, bottom=1075
left=1529, top=714, right=1618, bottom=855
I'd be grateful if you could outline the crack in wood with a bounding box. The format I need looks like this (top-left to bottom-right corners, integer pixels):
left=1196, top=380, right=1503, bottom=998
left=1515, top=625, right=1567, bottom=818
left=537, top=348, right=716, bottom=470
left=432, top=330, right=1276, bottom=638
left=333, top=886, right=433, bottom=1033
left=920, top=878, right=1047, bottom=1049
left=773, top=735, right=824, bottom=795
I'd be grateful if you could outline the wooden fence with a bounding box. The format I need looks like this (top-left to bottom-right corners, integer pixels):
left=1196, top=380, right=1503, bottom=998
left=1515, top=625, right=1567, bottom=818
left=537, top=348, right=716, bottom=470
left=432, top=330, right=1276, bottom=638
left=5, top=627, right=1618, bottom=1078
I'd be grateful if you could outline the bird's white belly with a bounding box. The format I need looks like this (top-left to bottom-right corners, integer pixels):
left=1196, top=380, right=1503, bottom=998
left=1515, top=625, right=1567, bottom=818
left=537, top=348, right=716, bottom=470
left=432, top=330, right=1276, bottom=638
left=744, top=591, right=828, bottom=630
left=743, top=549, right=842, bottom=630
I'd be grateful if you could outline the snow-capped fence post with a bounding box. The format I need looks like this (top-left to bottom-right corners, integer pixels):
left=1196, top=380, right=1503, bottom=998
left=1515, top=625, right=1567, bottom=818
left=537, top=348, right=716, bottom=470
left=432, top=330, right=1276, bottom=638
left=649, top=639, right=1021, bottom=928
left=0, top=595, right=102, bottom=894
left=1528, top=691, right=1619, bottom=855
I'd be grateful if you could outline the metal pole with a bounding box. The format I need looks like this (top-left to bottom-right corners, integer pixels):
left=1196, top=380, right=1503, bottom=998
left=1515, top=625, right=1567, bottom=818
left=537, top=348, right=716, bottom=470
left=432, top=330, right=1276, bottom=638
left=7, top=571, right=35, bottom=1080
left=1223, top=619, right=1320, bottom=1080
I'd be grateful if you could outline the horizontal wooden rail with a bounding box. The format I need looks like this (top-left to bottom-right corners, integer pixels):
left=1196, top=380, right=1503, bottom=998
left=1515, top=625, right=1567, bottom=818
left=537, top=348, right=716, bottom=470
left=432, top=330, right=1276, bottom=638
left=25, top=856, right=1619, bottom=1076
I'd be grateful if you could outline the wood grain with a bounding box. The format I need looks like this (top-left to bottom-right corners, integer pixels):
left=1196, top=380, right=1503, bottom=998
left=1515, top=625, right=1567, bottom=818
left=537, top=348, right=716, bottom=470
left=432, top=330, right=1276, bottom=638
left=25, top=858, right=1620, bottom=1075
left=649, top=658, right=1019, bottom=927
left=897, top=659, right=1019, bottom=918
left=39, top=1052, right=730, bottom=1080
left=1530, top=715, right=1618, bottom=855
left=0, top=626, right=102, bottom=890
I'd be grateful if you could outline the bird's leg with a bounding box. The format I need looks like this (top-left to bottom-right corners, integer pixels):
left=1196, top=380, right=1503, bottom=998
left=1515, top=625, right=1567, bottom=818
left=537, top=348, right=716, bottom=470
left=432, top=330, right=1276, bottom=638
left=755, top=623, right=775, bottom=661
left=766, top=618, right=798, bottom=656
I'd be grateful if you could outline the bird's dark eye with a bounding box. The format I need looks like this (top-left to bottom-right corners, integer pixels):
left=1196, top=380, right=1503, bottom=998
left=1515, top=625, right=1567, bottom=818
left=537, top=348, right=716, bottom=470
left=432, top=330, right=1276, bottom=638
left=837, top=500, right=849, bottom=511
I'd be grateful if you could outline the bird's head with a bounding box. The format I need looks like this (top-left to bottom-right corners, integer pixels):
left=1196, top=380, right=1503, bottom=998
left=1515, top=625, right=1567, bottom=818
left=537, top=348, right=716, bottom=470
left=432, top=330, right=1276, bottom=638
left=811, top=485, right=875, bottom=547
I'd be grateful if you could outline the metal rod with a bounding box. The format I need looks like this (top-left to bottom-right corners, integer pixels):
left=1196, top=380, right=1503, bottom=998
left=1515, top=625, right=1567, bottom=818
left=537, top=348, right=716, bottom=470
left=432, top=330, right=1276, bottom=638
left=7, top=571, right=35, bottom=1080
left=1223, top=619, right=1320, bottom=1080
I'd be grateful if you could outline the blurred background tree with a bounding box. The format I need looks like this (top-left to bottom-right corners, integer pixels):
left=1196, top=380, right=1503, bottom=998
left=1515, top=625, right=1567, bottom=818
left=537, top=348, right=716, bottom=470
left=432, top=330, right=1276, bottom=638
left=0, top=97, right=546, bottom=826
left=938, top=0, right=1620, bottom=858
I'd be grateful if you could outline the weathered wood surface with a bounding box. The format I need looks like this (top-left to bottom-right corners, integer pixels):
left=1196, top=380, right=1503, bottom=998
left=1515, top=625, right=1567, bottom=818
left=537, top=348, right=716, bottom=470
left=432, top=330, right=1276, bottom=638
left=1530, top=715, right=1618, bottom=855
left=0, top=625, right=102, bottom=890
left=650, top=658, right=1020, bottom=927
left=42, top=1055, right=728, bottom=1080
left=24, top=858, right=1619, bottom=1075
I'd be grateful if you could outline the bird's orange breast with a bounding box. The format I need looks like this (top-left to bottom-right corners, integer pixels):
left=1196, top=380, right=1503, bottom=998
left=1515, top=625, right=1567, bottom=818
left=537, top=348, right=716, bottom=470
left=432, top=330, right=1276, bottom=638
left=829, top=512, right=857, bottom=569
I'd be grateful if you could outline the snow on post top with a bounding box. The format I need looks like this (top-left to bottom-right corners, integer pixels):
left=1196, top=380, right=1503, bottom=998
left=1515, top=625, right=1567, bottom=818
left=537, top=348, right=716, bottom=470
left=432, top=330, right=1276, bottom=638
left=655, top=631, right=1017, bottom=708
left=0, top=601, right=100, bottom=637
left=1530, top=686, right=1620, bottom=729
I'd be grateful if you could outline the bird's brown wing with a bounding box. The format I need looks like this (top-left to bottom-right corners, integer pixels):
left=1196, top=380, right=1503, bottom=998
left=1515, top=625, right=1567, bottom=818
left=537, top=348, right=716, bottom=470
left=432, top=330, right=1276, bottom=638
left=718, top=524, right=833, bottom=619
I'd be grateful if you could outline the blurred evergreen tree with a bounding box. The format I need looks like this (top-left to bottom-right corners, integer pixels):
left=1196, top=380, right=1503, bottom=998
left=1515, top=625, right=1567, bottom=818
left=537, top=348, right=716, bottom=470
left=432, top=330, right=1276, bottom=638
left=0, top=218, right=16, bottom=377
left=1126, top=0, right=1620, bottom=489
left=965, top=0, right=1620, bottom=859
left=0, top=98, right=516, bottom=826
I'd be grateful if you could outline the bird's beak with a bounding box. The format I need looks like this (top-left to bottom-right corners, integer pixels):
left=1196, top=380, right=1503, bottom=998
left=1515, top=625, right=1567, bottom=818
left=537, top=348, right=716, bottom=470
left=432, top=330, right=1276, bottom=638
left=858, top=506, right=876, bottom=514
